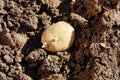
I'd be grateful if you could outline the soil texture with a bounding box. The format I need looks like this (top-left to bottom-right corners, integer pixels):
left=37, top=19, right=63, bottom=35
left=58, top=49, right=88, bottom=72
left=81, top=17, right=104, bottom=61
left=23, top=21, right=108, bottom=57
left=0, top=0, right=120, bottom=80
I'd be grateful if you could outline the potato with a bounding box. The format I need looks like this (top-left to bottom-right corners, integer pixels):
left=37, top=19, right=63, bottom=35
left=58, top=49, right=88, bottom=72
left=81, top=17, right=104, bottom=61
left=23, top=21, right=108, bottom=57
left=41, top=21, right=75, bottom=52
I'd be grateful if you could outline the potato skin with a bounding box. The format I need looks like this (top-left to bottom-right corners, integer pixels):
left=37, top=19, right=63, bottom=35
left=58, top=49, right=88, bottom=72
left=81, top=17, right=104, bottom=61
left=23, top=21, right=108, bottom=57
left=41, top=21, right=75, bottom=52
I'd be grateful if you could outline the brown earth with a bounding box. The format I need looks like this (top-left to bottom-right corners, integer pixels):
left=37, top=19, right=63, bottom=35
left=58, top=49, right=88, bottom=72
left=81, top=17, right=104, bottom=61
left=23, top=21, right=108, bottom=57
left=0, top=0, right=120, bottom=80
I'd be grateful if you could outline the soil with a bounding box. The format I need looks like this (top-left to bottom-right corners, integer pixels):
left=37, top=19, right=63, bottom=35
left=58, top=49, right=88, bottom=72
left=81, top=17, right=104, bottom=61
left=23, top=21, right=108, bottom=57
left=0, top=0, right=120, bottom=80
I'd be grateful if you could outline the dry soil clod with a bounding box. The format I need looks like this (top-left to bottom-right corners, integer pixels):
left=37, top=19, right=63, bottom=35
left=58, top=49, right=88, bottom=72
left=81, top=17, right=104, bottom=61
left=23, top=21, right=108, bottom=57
left=41, top=21, right=75, bottom=52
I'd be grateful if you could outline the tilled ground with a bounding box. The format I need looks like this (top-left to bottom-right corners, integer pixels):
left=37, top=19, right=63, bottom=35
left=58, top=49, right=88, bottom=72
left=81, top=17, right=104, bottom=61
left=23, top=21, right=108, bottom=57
left=0, top=0, right=120, bottom=80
